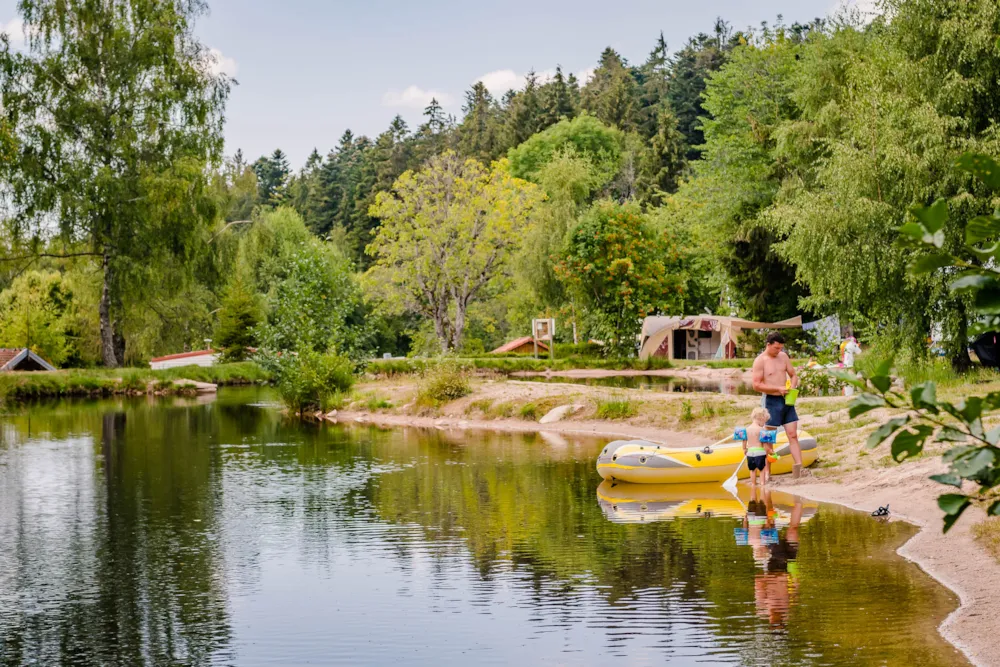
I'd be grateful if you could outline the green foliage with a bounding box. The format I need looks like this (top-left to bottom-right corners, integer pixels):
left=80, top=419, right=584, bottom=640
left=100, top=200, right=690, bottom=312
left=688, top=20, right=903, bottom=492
left=0, top=0, right=230, bottom=367
left=367, top=152, right=543, bottom=352
left=214, top=274, right=262, bottom=363
left=846, top=153, right=1000, bottom=531
left=557, top=201, right=682, bottom=356
left=507, top=114, right=623, bottom=183
left=797, top=367, right=846, bottom=396
left=0, top=270, right=73, bottom=366
left=416, top=364, right=472, bottom=406
left=595, top=396, right=639, bottom=420
left=273, top=349, right=355, bottom=415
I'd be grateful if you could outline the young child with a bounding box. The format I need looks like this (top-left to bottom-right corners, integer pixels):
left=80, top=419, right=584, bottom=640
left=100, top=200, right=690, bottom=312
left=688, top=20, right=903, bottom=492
left=734, top=407, right=777, bottom=487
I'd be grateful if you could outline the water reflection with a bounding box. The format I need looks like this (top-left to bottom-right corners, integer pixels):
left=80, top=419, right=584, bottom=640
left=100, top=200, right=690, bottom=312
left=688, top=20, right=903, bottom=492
left=0, top=390, right=970, bottom=665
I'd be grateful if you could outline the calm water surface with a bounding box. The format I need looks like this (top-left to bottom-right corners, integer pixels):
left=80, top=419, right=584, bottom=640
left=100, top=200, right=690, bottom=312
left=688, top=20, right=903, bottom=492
left=0, top=388, right=967, bottom=666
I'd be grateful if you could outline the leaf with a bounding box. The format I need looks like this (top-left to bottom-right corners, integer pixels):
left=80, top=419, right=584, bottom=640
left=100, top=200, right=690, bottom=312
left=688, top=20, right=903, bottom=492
left=965, top=215, right=1000, bottom=244
left=910, top=199, right=949, bottom=234
left=950, top=273, right=996, bottom=294
left=943, top=445, right=979, bottom=463
left=867, top=415, right=909, bottom=449
left=937, top=427, right=968, bottom=443
left=989, top=500, right=1000, bottom=516
left=870, top=374, right=892, bottom=393
left=891, top=425, right=932, bottom=462
left=897, top=222, right=927, bottom=242
left=930, top=473, right=963, bottom=488
left=951, top=447, right=996, bottom=478
left=910, top=382, right=938, bottom=412
left=831, top=370, right=866, bottom=390
left=849, top=393, right=885, bottom=419
left=957, top=153, right=1000, bottom=191
left=938, top=493, right=972, bottom=533
left=875, top=357, right=894, bottom=377
left=987, top=425, right=1000, bottom=445
left=909, top=253, right=955, bottom=275
left=974, top=285, right=1000, bottom=314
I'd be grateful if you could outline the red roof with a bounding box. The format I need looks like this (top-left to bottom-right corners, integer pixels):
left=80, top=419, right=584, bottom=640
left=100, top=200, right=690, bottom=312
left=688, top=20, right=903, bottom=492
left=490, top=337, right=550, bottom=354
left=150, top=349, right=217, bottom=363
left=0, top=349, right=20, bottom=367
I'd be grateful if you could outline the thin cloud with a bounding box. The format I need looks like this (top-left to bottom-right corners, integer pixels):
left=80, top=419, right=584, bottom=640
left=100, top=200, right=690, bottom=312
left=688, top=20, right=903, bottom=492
left=476, top=67, right=596, bottom=95
left=382, top=85, right=455, bottom=110
left=207, top=47, right=238, bottom=77
left=1, top=18, right=26, bottom=48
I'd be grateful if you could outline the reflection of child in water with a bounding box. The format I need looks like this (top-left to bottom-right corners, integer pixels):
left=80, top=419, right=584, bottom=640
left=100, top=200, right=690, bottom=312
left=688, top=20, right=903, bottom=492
left=735, top=488, right=802, bottom=631
left=734, top=408, right=776, bottom=486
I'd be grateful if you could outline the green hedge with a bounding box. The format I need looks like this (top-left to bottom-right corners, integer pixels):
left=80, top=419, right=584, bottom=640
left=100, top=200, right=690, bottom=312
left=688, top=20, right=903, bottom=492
left=367, top=355, right=674, bottom=376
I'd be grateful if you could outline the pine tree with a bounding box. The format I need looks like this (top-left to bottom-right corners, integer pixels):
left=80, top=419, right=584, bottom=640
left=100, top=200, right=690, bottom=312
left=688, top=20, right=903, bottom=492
left=540, top=66, right=576, bottom=129
left=214, top=273, right=262, bottom=362
left=253, top=149, right=290, bottom=206
left=580, top=48, right=641, bottom=132
left=638, top=106, right=686, bottom=205
left=457, top=81, right=502, bottom=163
left=638, top=33, right=671, bottom=140
left=501, top=71, right=544, bottom=151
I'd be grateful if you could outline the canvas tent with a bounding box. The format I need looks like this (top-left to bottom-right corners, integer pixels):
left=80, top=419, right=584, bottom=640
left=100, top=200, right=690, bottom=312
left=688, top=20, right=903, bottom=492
left=639, top=315, right=803, bottom=361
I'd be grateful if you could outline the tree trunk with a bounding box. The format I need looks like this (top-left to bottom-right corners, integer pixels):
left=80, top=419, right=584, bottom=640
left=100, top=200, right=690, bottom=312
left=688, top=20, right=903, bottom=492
left=99, top=254, right=120, bottom=368
left=946, top=298, right=972, bottom=374
left=451, top=300, right=467, bottom=352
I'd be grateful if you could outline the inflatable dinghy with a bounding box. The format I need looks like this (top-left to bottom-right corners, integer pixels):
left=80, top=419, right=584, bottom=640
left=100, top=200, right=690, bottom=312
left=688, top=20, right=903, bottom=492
left=596, top=427, right=817, bottom=484
left=595, top=481, right=819, bottom=524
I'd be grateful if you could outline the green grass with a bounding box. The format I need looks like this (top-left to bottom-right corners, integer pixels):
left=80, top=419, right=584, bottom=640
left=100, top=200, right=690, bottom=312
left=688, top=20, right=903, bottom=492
left=367, top=355, right=675, bottom=376
left=362, top=392, right=393, bottom=411
left=519, top=402, right=539, bottom=420
left=0, top=362, right=271, bottom=402
left=595, top=396, right=640, bottom=420
left=680, top=399, right=694, bottom=422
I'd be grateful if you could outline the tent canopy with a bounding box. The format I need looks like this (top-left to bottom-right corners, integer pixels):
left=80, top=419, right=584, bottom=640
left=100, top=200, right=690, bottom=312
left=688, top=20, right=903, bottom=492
left=639, top=315, right=803, bottom=360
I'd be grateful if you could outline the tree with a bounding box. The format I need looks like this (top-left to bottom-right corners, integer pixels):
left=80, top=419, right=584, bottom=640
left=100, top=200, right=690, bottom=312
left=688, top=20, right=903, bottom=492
left=668, top=20, right=738, bottom=158
left=253, top=149, right=290, bottom=206
left=637, top=107, right=686, bottom=205
left=457, top=82, right=502, bottom=163
left=556, top=201, right=683, bottom=356
left=507, top=114, right=623, bottom=184
left=213, top=273, right=262, bottom=362
left=367, top=152, right=543, bottom=352
left=0, top=270, right=72, bottom=366
left=539, top=66, right=576, bottom=129
left=580, top=48, right=641, bottom=132
left=500, top=71, right=544, bottom=151
left=0, top=0, right=230, bottom=367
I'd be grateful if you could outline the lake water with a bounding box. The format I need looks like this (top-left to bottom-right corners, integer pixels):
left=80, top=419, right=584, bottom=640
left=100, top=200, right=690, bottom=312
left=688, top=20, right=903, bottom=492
left=515, top=373, right=758, bottom=395
left=0, top=388, right=967, bottom=666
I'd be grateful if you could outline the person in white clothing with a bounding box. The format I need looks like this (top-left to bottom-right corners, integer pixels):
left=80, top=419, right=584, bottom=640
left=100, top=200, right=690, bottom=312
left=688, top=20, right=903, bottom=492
left=842, top=337, right=861, bottom=368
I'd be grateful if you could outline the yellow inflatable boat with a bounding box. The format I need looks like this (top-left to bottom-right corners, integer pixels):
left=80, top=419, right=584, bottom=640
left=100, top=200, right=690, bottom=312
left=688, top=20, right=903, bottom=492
left=595, top=481, right=819, bottom=524
left=595, top=427, right=817, bottom=484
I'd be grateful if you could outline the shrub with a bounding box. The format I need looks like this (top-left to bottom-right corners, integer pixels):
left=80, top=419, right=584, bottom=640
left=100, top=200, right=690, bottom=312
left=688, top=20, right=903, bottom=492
left=680, top=400, right=694, bottom=422
left=797, top=367, right=847, bottom=395
left=596, top=396, right=639, bottom=420
left=519, top=403, right=538, bottom=420
left=273, top=349, right=355, bottom=415
left=416, top=363, right=471, bottom=405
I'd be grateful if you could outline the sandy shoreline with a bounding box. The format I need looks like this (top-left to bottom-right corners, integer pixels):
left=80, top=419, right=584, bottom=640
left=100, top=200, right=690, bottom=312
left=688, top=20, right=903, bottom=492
left=331, top=404, right=999, bottom=666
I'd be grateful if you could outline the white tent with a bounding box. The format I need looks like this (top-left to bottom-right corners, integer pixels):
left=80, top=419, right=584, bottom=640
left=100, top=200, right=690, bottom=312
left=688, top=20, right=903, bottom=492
left=639, top=315, right=803, bottom=360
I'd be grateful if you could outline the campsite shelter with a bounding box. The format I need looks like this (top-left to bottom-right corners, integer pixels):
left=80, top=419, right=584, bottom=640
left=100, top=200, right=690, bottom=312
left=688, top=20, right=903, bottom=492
left=490, top=336, right=550, bottom=355
left=0, top=348, right=57, bottom=371
left=639, top=316, right=803, bottom=361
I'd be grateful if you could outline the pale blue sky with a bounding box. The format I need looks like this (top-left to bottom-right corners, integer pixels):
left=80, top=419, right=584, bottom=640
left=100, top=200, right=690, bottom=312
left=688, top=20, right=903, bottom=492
left=1, top=0, right=857, bottom=168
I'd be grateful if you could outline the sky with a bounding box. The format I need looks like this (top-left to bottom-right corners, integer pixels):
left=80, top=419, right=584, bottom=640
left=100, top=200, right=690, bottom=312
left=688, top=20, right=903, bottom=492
left=0, top=0, right=877, bottom=169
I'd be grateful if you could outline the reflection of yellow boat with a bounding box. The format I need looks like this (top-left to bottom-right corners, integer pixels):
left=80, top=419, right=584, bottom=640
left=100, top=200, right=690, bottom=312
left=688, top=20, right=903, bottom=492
left=596, top=427, right=818, bottom=484
left=596, top=481, right=819, bottom=524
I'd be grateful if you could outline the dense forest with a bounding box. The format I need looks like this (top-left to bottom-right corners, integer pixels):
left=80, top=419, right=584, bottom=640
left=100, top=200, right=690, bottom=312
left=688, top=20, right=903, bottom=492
left=0, top=0, right=998, bottom=370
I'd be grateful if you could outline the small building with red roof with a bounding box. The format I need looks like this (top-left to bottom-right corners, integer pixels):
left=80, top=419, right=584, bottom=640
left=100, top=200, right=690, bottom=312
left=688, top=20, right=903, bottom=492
left=490, top=336, right=550, bottom=355
left=0, top=348, right=57, bottom=372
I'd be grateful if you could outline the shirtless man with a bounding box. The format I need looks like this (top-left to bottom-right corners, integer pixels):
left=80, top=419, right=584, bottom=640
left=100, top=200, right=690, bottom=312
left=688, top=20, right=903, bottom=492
left=752, top=332, right=803, bottom=478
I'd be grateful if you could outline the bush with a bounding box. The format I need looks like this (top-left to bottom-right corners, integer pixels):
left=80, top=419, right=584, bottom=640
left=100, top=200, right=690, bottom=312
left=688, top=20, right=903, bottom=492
left=416, top=364, right=471, bottom=406
left=519, top=403, right=538, bottom=420
left=797, top=367, right=847, bottom=396
left=596, top=396, right=639, bottom=420
left=273, top=349, right=355, bottom=415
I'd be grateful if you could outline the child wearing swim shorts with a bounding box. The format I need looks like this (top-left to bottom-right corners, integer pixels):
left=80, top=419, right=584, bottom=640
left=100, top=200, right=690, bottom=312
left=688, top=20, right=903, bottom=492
left=734, top=407, right=777, bottom=487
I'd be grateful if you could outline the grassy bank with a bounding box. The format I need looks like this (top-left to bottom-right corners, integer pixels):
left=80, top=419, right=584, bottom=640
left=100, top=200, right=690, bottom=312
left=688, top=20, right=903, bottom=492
left=0, top=362, right=271, bottom=402
left=367, top=356, right=675, bottom=376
